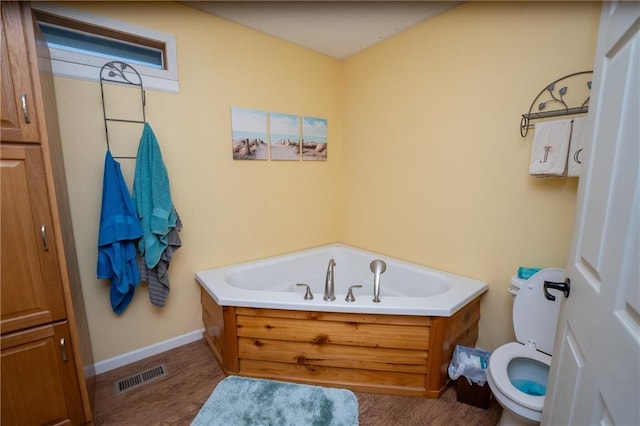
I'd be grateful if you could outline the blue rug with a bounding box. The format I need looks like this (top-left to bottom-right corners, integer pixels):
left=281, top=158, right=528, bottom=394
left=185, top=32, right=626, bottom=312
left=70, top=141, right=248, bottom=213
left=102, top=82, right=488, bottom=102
left=191, top=376, right=359, bottom=426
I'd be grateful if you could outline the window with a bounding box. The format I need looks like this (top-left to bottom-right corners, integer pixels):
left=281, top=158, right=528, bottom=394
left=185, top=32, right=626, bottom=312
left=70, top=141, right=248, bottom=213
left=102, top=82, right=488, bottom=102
left=32, top=3, right=178, bottom=93
left=38, top=23, right=164, bottom=69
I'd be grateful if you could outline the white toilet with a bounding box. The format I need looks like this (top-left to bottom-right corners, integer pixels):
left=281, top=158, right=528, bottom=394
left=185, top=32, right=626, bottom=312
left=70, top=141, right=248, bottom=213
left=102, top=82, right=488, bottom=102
left=486, top=268, right=566, bottom=426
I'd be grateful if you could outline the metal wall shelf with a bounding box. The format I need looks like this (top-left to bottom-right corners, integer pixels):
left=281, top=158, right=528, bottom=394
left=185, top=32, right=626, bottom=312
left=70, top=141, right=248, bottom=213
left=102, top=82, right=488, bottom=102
left=520, top=71, right=593, bottom=137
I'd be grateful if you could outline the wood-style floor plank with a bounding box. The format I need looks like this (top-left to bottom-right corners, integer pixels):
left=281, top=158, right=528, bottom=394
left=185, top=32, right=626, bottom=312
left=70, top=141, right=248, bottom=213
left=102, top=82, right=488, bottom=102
left=94, top=339, right=501, bottom=425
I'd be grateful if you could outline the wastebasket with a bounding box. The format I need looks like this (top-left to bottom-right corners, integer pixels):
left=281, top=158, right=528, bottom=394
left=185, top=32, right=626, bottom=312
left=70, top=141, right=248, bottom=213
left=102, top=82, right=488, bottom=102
left=448, top=345, right=492, bottom=409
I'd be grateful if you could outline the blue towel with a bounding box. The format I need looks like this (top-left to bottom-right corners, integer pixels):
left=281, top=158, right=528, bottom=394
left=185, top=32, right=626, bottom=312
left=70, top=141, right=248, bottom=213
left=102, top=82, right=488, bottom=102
left=133, top=123, right=177, bottom=269
left=97, top=151, right=143, bottom=314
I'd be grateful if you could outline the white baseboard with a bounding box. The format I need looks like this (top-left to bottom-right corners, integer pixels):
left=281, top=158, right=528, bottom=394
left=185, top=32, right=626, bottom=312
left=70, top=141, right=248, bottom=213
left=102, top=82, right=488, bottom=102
left=93, top=328, right=204, bottom=375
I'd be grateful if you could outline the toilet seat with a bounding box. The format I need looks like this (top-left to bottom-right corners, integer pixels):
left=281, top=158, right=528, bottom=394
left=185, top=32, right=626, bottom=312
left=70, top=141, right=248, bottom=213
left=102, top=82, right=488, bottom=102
left=487, top=342, right=550, bottom=412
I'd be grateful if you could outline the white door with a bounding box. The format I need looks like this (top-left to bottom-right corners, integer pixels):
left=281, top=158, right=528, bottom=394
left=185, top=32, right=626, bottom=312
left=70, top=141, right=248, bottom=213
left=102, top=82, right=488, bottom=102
left=542, top=3, right=640, bottom=425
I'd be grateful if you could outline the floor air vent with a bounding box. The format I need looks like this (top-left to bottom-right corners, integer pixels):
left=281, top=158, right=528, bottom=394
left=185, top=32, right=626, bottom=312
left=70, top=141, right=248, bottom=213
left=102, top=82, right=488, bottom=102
left=115, top=364, right=168, bottom=395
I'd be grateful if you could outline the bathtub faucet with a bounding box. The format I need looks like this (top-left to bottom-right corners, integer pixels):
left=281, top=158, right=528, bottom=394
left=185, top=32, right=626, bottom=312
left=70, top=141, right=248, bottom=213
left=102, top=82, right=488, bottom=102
left=323, top=258, right=336, bottom=301
left=370, top=259, right=387, bottom=303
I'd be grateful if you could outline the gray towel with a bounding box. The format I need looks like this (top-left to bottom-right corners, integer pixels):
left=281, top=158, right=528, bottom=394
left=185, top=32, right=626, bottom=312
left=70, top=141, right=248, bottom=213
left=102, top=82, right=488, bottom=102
left=139, top=210, right=182, bottom=307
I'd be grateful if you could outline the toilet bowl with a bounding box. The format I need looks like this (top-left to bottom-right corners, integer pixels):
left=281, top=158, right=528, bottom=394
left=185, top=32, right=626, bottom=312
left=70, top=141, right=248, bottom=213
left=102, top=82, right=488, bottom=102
left=487, top=342, right=550, bottom=424
left=486, top=269, right=565, bottom=426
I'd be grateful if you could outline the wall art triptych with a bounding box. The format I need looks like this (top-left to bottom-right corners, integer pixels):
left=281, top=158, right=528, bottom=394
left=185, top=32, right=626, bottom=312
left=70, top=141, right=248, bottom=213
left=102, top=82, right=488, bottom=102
left=231, top=107, right=328, bottom=161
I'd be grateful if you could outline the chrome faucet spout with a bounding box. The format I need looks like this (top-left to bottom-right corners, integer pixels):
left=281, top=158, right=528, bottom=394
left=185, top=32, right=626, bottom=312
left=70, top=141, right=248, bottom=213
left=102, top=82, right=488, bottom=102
left=370, top=259, right=387, bottom=303
left=324, top=258, right=336, bottom=301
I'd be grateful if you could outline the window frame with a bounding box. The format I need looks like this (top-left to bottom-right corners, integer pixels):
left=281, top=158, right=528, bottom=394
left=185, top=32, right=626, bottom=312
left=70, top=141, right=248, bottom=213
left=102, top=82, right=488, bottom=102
left=32, top=2, right=179, bottom=93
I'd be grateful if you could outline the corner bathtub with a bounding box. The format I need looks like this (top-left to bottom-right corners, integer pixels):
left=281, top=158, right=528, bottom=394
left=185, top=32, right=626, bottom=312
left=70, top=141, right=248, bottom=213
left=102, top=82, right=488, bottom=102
left=196, top=244, right=488, bottom=397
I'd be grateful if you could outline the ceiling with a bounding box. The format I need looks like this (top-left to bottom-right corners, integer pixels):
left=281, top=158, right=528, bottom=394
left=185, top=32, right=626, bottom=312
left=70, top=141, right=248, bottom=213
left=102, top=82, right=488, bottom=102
left=183, top=2, right=460, bottom=59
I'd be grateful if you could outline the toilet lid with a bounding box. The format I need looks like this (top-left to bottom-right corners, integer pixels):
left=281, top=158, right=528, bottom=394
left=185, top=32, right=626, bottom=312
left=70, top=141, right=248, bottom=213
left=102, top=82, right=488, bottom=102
left=513, top=268, right=565, bottom=354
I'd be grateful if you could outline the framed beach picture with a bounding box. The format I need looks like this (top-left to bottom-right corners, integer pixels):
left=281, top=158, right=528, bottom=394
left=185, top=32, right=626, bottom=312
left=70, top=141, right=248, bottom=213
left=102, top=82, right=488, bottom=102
left=302, top=116, right=328, bottom=161
left=231, top=107, right=268, bottom=160
left=269, top=112, right=300, bottom=161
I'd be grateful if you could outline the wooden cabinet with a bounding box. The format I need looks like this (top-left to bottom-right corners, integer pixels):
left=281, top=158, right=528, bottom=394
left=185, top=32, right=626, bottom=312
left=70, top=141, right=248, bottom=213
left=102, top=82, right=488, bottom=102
left=1, top=2, right=94, bottom=424
left=0, top=2, right=40, bottom=142
left=1, top=323, right=85, bottom=426
left=1, top=145, right=66, bottom=334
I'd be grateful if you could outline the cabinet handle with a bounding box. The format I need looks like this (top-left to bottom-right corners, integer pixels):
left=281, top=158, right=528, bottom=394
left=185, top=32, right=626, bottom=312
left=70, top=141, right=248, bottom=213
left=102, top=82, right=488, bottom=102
left=21, top=94, right=31, bottom=124
left=60, top=338, right=68, bottom=362
left=41, top=224, right=49, bottom=251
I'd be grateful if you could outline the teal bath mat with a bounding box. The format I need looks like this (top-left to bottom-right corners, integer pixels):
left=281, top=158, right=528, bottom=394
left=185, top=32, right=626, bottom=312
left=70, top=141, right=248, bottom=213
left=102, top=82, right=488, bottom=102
left=191, top=376, right=358, bottom=426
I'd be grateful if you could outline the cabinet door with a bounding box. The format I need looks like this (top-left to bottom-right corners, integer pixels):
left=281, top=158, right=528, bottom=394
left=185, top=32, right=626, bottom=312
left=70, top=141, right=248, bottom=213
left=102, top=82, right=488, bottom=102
left=1, top=145, right=66, bottom=334
left=1, top=2, right=41, bottom=143
left=1, top=322, right=85, bottom=425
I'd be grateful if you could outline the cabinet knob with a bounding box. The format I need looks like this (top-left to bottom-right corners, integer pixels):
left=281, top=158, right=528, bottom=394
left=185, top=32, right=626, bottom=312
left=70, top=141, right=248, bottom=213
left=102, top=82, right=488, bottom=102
left=20, top=94, right=31, bottom=124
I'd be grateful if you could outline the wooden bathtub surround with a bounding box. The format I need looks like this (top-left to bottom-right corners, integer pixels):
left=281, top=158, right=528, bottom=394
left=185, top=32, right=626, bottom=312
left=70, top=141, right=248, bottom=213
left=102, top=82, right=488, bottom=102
left=201, top=287, right=481, bottom=397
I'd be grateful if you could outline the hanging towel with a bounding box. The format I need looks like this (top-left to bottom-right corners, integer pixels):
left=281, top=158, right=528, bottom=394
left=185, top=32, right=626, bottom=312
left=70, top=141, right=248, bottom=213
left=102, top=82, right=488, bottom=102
left=133, top=123, right=177, bottom=269
left=139, top=210, right=182, bottom=307
left=529, top=119, right=572, bottom=177
left=97, top=151, right=143, bottom=314
left=567, top=117, right=587, bottom=177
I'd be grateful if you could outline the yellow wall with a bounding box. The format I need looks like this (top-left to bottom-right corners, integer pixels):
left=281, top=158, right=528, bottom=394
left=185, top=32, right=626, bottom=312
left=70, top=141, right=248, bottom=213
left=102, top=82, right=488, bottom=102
left=52, top=2, right=600, bottom=362
left=54, top=2, right=341, bottom=362
left=340, top=1, right=600, bottom=350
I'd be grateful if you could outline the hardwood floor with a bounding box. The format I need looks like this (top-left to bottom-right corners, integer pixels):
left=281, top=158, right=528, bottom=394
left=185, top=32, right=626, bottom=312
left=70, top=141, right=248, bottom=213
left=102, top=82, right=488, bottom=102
left=94, top=339, right=501, bottom=425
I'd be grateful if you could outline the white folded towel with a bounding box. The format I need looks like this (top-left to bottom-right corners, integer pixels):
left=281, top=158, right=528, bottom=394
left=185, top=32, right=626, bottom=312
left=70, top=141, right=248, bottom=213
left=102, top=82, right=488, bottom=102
left=529, top=119, right=572, bottom=177
left=567, top=117, right=588, bottom=177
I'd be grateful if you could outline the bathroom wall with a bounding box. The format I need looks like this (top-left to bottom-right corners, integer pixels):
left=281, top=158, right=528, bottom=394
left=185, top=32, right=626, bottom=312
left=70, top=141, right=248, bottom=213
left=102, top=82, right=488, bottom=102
left=51, top=1, right=600, bottom=363
left=340, top=1, right=601, bottom=350
left=52, top=1, right=342, bottom=362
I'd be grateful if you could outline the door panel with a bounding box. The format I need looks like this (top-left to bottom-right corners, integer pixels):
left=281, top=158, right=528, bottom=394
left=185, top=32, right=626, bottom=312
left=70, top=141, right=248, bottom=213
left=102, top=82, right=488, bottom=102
left=542, top=3, right=640, bottom=425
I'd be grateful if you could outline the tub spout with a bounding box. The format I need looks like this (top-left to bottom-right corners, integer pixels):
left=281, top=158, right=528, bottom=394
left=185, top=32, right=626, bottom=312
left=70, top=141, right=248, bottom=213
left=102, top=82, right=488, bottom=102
left=323, top=258, right=336, bottom=301
left=370, top=259, right=387, bottom=303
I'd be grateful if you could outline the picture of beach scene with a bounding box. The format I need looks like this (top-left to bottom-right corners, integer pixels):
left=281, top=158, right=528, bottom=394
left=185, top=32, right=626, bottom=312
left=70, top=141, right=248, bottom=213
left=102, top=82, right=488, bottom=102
left=231, top=107, right=268, bottom=160
left=302, top=116, right=328, bottom=161
left=270, top=112, right=300, bottom=161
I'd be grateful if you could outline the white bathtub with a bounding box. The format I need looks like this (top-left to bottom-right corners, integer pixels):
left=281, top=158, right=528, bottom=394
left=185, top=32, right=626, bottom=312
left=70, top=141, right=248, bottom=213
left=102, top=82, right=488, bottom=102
left=196, top=244, right=487, bottom=316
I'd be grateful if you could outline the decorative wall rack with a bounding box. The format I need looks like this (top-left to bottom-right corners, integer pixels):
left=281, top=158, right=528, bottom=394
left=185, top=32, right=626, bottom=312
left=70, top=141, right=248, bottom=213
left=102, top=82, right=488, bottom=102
left=520, top=70, right=593, bottom=137
left=100, top=61, right=146, bottom=158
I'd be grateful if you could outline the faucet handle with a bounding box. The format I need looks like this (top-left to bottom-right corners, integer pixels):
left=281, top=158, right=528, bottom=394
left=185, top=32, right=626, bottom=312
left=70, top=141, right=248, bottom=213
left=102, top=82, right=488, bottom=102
left=296, top=283, right=314, bottom=300
left=345, top=284, right=363, bottom=302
